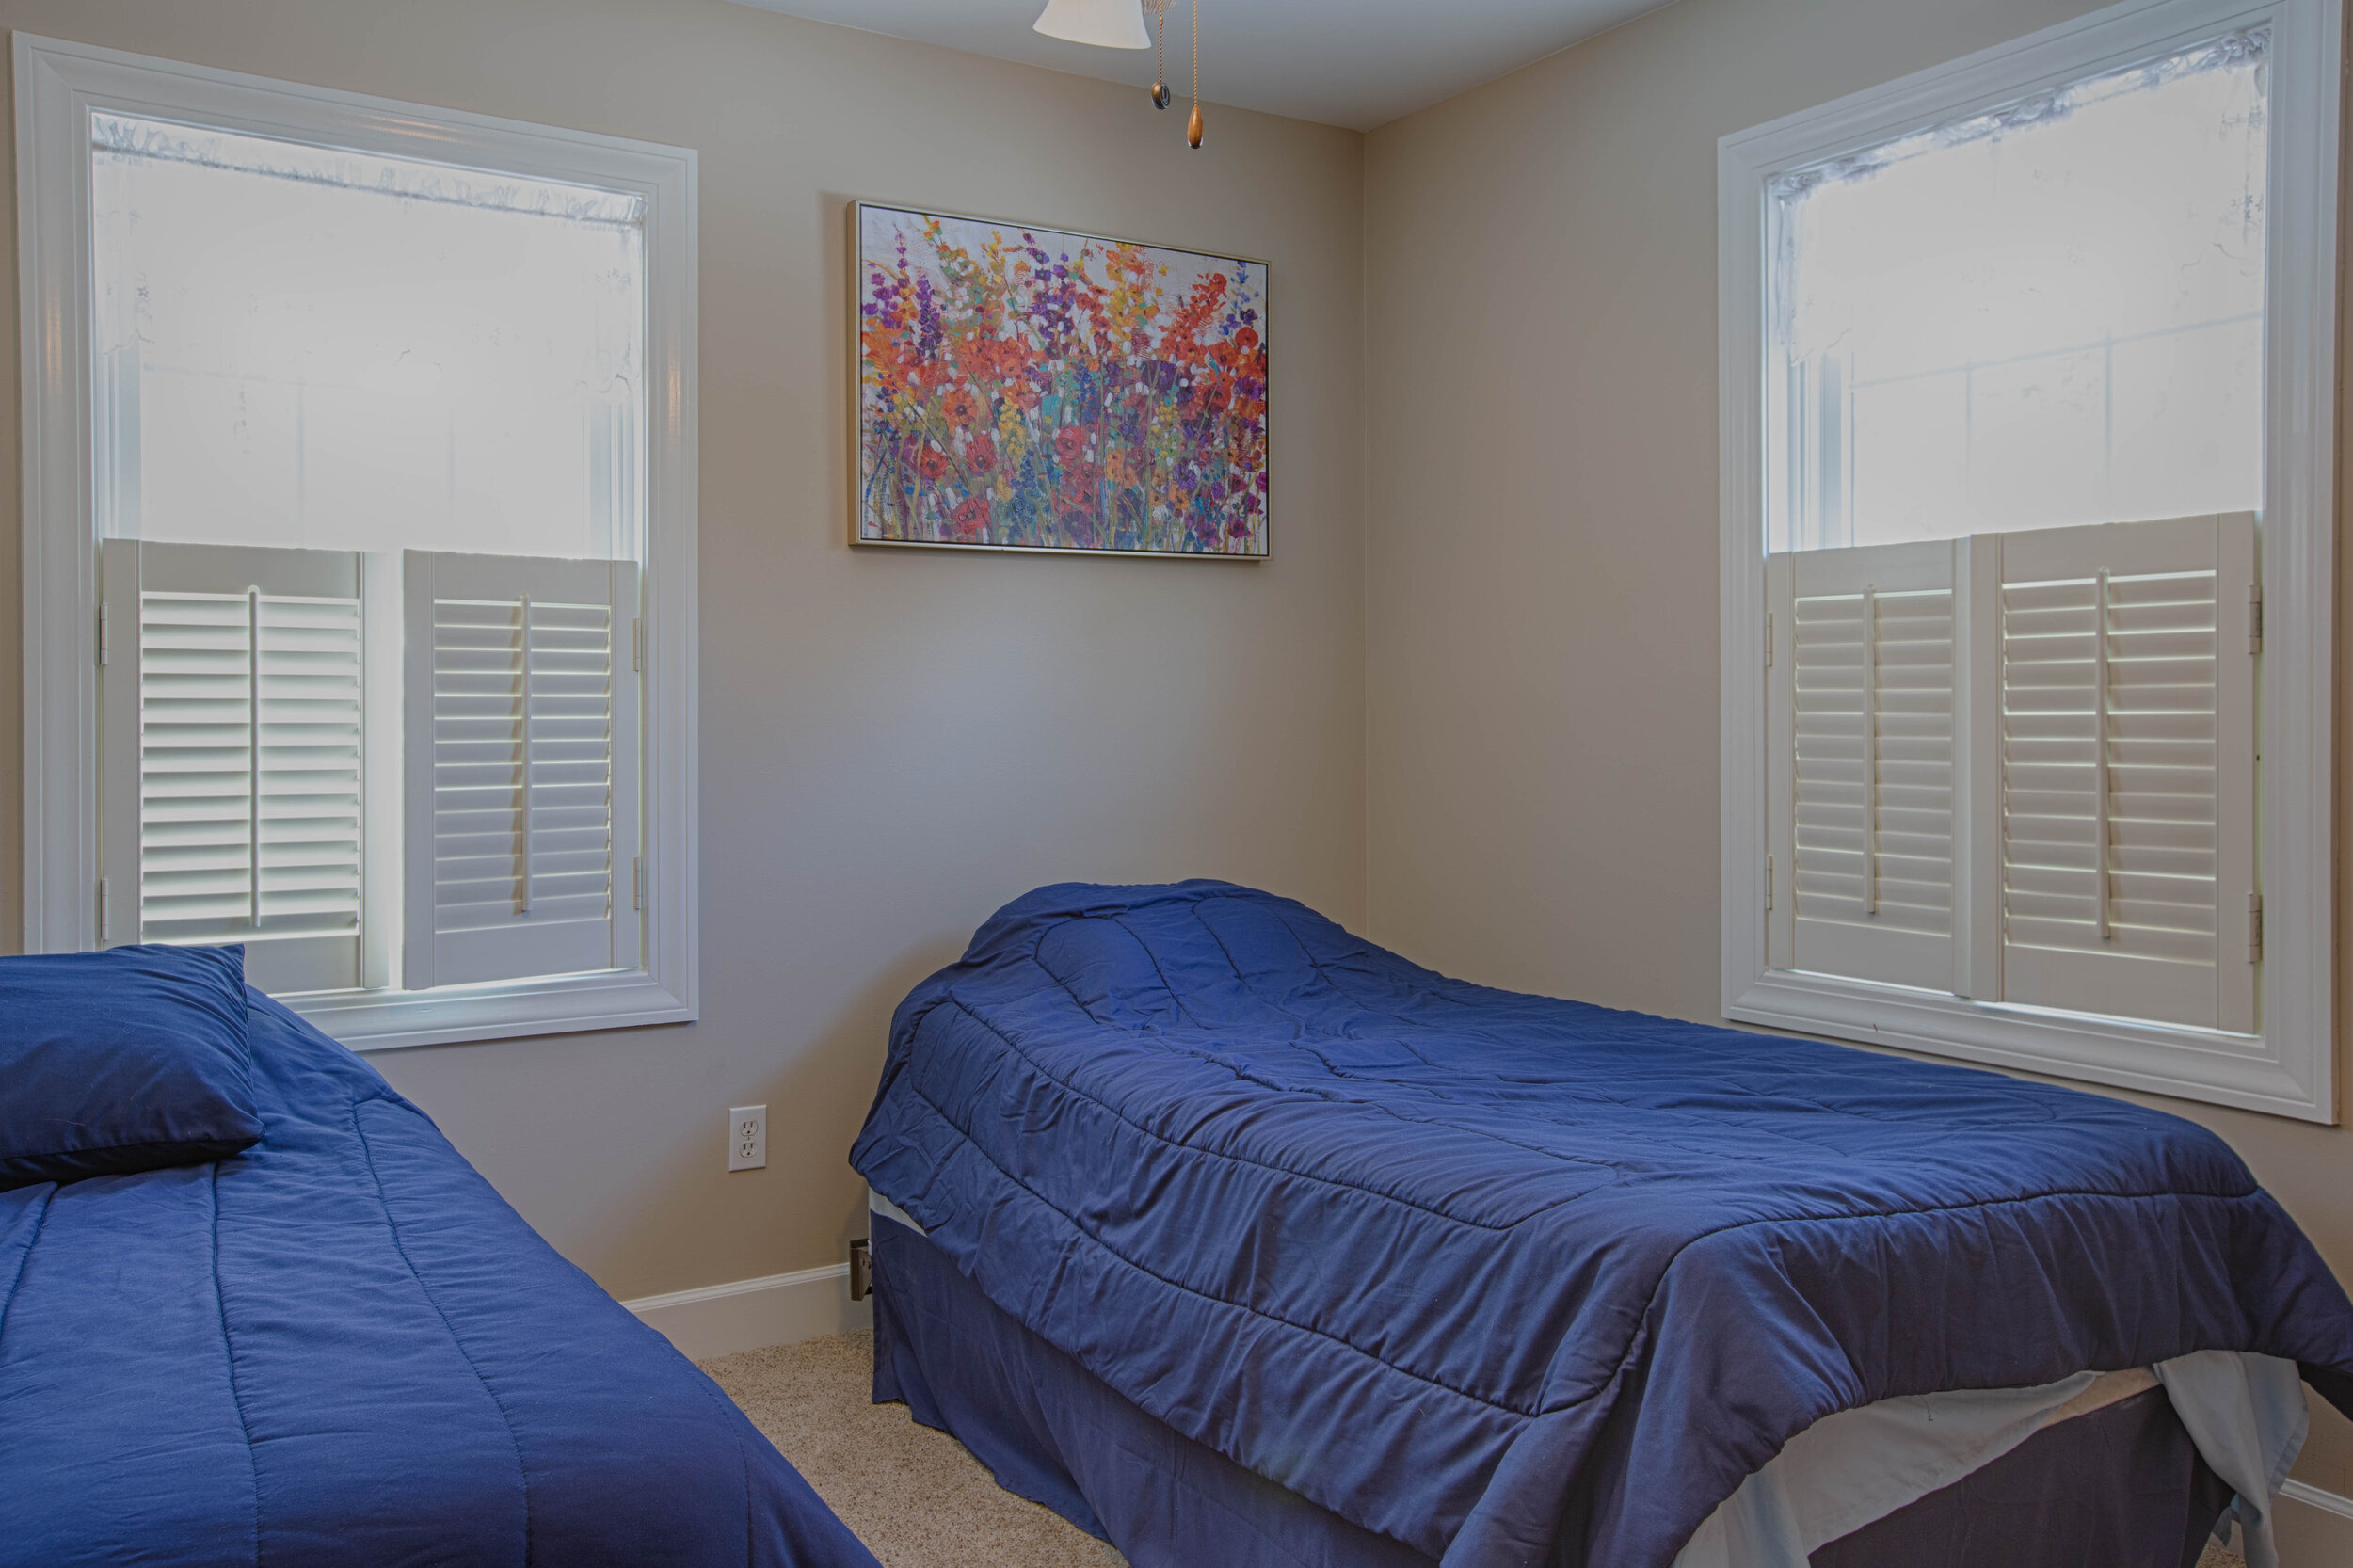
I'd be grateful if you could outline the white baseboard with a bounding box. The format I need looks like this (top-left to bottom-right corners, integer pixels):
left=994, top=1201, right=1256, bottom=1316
left=2279, top=1479, right=2353, bottom=1565
left=622, top=1261, right=873, bottom=1362
left=2282, top=1480, right=2353, bottom=1520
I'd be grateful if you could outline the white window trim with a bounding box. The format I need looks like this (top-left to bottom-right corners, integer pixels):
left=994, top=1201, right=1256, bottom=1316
left=16, top=34, right=700, bottom=1051
left=1717, top=0, right=2338, bottom=1122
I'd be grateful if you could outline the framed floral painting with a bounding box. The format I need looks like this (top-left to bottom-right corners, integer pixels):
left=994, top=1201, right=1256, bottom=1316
left=852, top=201, right=1270, bottom=558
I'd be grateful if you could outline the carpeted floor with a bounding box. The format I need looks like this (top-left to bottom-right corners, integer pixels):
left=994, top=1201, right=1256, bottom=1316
left=702, top=1331, right=2249, bottom=1568
left=701, top=1332, right=1125, bottom=1567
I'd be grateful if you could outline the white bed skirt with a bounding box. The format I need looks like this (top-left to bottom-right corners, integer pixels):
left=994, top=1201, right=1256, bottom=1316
left=1675, top=1350, right=2307, bottom=1568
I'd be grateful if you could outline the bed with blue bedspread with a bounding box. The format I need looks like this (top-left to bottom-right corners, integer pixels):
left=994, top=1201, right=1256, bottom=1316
left=0, top=946, right=876, bottom=1568
left=851, top=880, right=2353, bottom=1568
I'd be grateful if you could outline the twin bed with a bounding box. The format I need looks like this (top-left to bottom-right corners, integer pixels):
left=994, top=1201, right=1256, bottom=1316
left=0, top=950, right=875, bottom=1568
left=853, top=880, right=2353, bottom=1568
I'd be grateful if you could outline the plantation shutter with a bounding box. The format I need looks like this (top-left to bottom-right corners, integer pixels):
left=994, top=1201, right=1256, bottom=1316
left=1971, top=514, right=2257, bottom=1034
left=99, top=541, right=366, bottom=995
left=403, top=552, right=640, bottom=989
left=1766, top=539, right=1963, bottom=992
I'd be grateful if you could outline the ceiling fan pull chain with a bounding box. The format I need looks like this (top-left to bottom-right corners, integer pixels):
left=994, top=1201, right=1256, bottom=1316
left=1187, top=0, right=1204, bottom=147
left=1153, top=0, right=1171, bottom=107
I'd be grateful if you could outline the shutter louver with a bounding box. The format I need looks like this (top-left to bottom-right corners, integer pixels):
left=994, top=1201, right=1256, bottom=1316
left=101, top=542, right=365, bottom=995
left=1987, top=516, right=2257, bottom=1033
left=403, top=552, right=640, bottom=989
left=1768, top=540, right=1960, bottom=992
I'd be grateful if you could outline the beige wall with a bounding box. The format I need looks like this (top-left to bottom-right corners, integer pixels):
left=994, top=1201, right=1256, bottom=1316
left=1362, top=0, right=2353, bottom=1494
left=0, top=0, right=1367, bottom=1302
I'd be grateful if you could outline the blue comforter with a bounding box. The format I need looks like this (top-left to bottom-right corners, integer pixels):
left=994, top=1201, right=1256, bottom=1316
left=0, top=992, right=877, bottom=1568
left=850, top=881, right=2353, bottom=1568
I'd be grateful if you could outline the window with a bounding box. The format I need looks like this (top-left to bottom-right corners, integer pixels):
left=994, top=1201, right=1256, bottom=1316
left=1718, top=0, right=2337, bottom=1120
left=20, top=36, right=698, bottom=1048
left=1769, top=38, right=2265, bottom=552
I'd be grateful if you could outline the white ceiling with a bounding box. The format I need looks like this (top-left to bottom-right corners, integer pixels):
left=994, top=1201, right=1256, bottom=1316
left=723, top=0, right=1679, bottom=132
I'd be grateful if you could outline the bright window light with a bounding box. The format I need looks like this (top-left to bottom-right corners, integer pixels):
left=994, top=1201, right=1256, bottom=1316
left=1768, top=32, right=2269, bottom=552
left=91, top=113, right=647, bottom=562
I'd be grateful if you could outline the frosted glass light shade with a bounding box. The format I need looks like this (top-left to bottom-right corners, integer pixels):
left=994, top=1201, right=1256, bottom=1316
left=1033, top=0, right=1151, bottom=50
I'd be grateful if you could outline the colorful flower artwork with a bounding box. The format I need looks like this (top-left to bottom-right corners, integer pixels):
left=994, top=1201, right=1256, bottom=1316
left=855, top=202, right=1270, bottom=558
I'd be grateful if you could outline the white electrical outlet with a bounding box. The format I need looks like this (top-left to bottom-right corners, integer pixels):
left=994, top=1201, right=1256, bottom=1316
left=728, top=1105, right=767, bottom=1172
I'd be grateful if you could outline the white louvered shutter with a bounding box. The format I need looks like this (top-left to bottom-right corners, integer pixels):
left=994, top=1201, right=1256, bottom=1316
left=1970, top=514, right=2257, bottom=1034
left=100, top=541, right=367, bottom=995
left=1767, top=539, right=1963, bottom=992
left=403, top=552, right=640, bottom=989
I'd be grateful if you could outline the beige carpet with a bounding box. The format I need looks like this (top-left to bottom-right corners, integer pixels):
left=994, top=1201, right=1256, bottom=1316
left=701, top=1332, right=1125, bottom=1567
left=703, top=1331, right=2249, bottom=1568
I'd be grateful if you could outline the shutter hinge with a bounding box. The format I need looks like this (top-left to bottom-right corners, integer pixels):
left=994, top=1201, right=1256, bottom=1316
left=632, top=618, right=642, bottom=672
left=1765, top=611, right=1774, bottom=668
left=97, top=877, right=112, bottom=942
left=632, top=856, right=643, bottom=911
left=2248, top=584, right=2263, bottom=654
left=1765, top=854, right=1774, bottom=912
left=2248, top=891, right=2263, bottom=964
left=97, top=602, right=110, bottom=666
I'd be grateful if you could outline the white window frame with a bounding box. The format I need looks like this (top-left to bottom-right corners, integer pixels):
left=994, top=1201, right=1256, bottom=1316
left=17, top=34, right=700, bottom=1050
left=1717, top=0, right=2338, bottom=1122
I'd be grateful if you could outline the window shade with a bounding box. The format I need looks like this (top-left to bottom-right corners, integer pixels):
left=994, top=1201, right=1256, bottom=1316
left=402, top=552, right=640, bottom=989
left=100, top=540, right=366, bottom=995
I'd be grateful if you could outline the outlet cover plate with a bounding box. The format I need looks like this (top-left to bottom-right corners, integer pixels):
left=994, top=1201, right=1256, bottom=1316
left=728, top=1104, right=767, bottom=1172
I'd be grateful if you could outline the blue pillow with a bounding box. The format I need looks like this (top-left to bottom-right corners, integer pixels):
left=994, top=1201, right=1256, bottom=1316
left=0, top=944, right=262, bottom=1191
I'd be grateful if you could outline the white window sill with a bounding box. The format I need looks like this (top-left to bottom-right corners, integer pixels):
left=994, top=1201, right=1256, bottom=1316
left=1727, top=968, right=2325, bottom=1123
left=281, top=968, right=693, bottom=1052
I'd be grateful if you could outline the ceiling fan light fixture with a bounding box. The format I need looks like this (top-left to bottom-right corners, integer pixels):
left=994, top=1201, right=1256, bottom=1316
left=1032, top=0, right=1153, bottom=50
